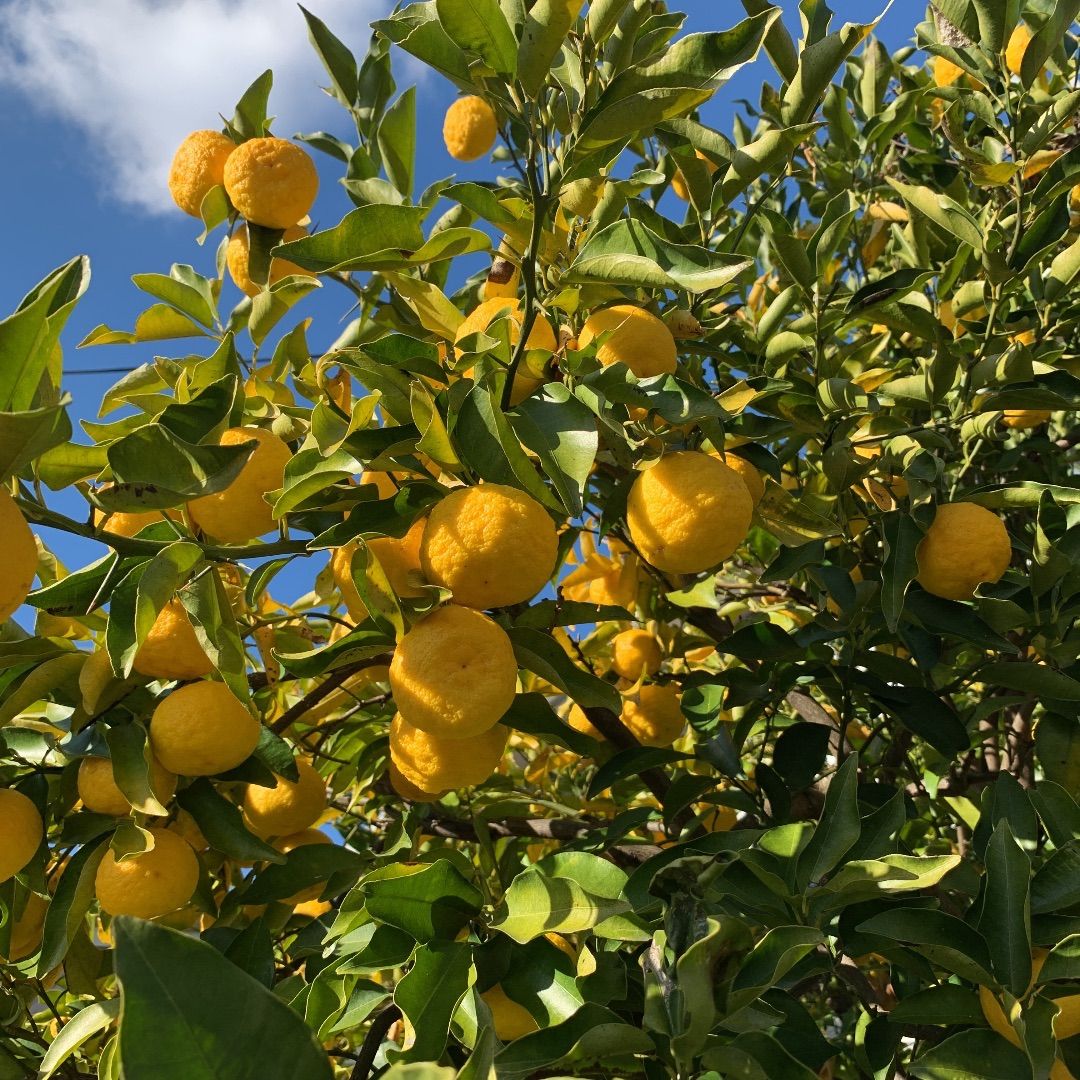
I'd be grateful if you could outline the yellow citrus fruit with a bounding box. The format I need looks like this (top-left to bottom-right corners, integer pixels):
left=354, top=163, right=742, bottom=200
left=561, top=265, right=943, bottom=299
left=1, top=891, right=47, bottom=962
left=567, top=703, right=603, bottom=740
left=388, top=760, right=445, bottom=802
left=420, top=484, right=558, bottom=609
left=699, top=803, right=737, bottom=831
left=933, top=55, right=965, bottom=87
left=390, top=605, right=517, bottom=738
left=168, top=130, right=234, bottom=217
left=132, top=598, right=214, bottom=681
left=1006, top=24, right=1032, bottom=76
left=243, top=759, right=326, bottom=838
left=223, top=137, right=319, bottom=229
left=579, top=304, right=677, bottom=379
left=443, top=96, right=498, bottom=161
left=93, top=492, right=181, bottom=538
left=610, top=628, right=663, bottom=681
left=621, top=683, right=685, bottom=747
left=0, top=487, right=37, bottom=622
left=560, top=176, right=606, bottom=217
left=389, top=713, right=508, bottom=791
left=78, top=755, right=177, bottom=817
left=94, top=828, right=199, bottom=919
left=168, top=809, right=209, bottom=852
left=149, top=681, right=261, bottom=776
left=0, top=789, right=43, bottom=882
left=226, top=224, right=314, bottom=296
left=331, top=518, right=426, bottom=620
left=454, top=298, right=558, bottom=406
left=481, top=985, right=538, bottom=1041
left=1002, top=409, right=1051, bottom=429
left=626, top=452, right=753, bottom=573
left=916, top=502, right=1011, bottom=601
left=188, top=427, right=292, bottom=544
left=361, top=470, right=401, bottom=499
left=721, top=454, right=765, bottom=506
left=275, top=828, right=333, bottom=903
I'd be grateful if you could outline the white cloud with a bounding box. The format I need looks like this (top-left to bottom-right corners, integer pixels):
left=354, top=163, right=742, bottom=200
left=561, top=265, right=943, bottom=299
left=0, top=0, right=392, bottom=213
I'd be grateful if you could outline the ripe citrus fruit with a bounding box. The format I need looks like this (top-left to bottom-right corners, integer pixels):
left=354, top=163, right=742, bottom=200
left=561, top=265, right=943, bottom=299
left=1006, top=24, right=1032, bottom=76
left=621, top=684, right=684, bottom=747
left=443, top=96, right=498, bottom=161
left=626, top=452, right=753, bottom=573
left=188, top=427, right=292, bottom=544
left=579, top=304, right=677, bottom=379
left=0, top=789, right=43, bottom=882
left=149, top=681, right=260, bottom=776
left=389, top=713, right=508, bottom=791
left=390, top=605, right=517, bottom=738
left=611, top=628, right=662, bottom=681
left=567, top=703, right=603, bottom=740
left=94, top=828, right=199, bottom=919
left=168, top=130, right=234, bottom=217
left=0, top=487, right=37, bottom=622
left=331, top=518, right=426, bottom=620
left=388, top=760, right=445, bottom=802
left=223, top=137, right=319, bottom=229
left=1, top=890, right=47, bottom=961
left=276, top=828, right=333, bottom=903
left=933, top=55, right=965, bottom=87
left=132, top=598, right=214, bottom=681
left=916, top=502, right=1011, bottom=601
left=481, top=985, right=538, bottom=1041
left=243, top=759, right=326, bottom=838
left=671, top=149, right=717, bottom=201
left=1002, top=409, right=1051, bottom=429
left=454, top=297, right=558, bottom=405
left=78, top=755, right=177, bottom=817
left=420, top=484, right=558, bottom=609
left=93, top=492, right=181, bottom=538
left=226, top=224, right=314, bottom=296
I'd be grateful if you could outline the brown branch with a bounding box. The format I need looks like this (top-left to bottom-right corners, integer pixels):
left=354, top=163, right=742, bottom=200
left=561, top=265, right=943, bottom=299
left=350, top=1004, right=401, bottom=1080
left=271, top=657, right=391, bottom=733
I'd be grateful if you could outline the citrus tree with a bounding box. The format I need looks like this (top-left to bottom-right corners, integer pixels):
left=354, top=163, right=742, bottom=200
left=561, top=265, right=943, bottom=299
left=3, top=1, right=1080, bottom=1077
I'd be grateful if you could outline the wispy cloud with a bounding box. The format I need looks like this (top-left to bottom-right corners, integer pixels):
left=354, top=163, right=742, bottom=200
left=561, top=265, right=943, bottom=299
left=0, top=0, right=389, bottom=213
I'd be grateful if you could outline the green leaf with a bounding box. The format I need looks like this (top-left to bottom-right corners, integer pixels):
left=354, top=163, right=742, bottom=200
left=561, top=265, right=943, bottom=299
left=1031, top=843, right=1080, bottom=915
left=885, top=179, right=984, bottom=253
left=516, top=0, right=579, bottom=94
left=300, top=6, right=359, bottom=107
left=907, top=1029, right=1033, bottom=1080
left=364, top=860, right=483, bottom=942
left=241, top=844, right=361, bottom=904
left=0, top=256, right=89, bottom=411
left=105, top=723, right=169, bottom=816
left=728, top=926, right=825, bottom=1011
left=887, top=984, right=985, bottom=1027
left=79, top=304, right=211, bottom=346
left=378, top=87, right=417, bottom=198
left=37, top=836, right=109, bottom=976
left=880, top=512, right=922, bottom=631
left=509, top=626, right=622, bottom=713
left=131, top=269, right=216, bottom=328
left=795, top=754, right=861, bottom=888
left=492, top=869, right=631, bottom=943
left=114, top=917, right=332, bottom=1080
left=38, top=999, right=120, bottom=1080
left=0, top=402, right=71, bottom=482
left=979, top=662, right=1080, bottom=703
left=230, top=70, right=273, bottom=140
left=437, top=0, right=518, bottom=75
left=564, top=219, right=752, bottom=292
left=390, top=941, right=474, bottom=1062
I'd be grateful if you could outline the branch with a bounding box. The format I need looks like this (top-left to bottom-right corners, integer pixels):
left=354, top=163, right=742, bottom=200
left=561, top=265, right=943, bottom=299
left=349, top=1004, right=401, bottom=1080
left=271, top=657, right=392, bottom=733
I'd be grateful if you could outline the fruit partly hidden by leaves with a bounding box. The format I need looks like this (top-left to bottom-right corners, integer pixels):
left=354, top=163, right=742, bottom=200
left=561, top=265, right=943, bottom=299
left=454, top=297, right=558, bottom=405
left=932, top=55, right=966, bottom=88
left=132, top=598, right=214, bottom=681
left=0, top=487, right=37, bottom=623
left=78, top=755, right=177, bottom=817
left=188, top=426, right=292, bottom=544
left=276, top=828, right=333, bottom=903
left=93, top=495, right=181, bottom=538
left=560, top=176, right=606, bottom=218
left=227, top=223, right=314, bottom=296
left=1006, top=24, right=1033, bottom=77
left=620, top=683, right=685, bottom=747
left=626, top=451, right=753, bottom=573
left=168, top=129, right=234, bottom=217
left=671, top=150, right=717, bottom=201
left=94, top=827, right=199, bottom=919
left=915, top=502, right=1011, bottom=601
left=242, top=758, right=326, bottom=838
left=223, top=136, right=319, bottom=229
left=390, top=713, right=508, bottom=792
left=149, top=680, right=260, bottom=776
left=442, top=95, right=497, bottom=161
left=578, top=304, right=677, bottom=379
left=331, top=518, right=426, bottom=620
left=1002, top=409, right=1051, bottom=430
left=0, top=788, right=43, bottom=882
left=420, top=483, right=558, bottom=610
left=481, top=984, right=539, bottom=1041
left=1, top=891, right=47, bottom=962
left=389, top=605, right=517, bottom=738
left=610, top=628, right=663, bottom=681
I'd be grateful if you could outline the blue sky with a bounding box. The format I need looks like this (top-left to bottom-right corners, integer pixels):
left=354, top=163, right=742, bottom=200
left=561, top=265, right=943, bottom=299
left=0, top=0, right=925, bottom=615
